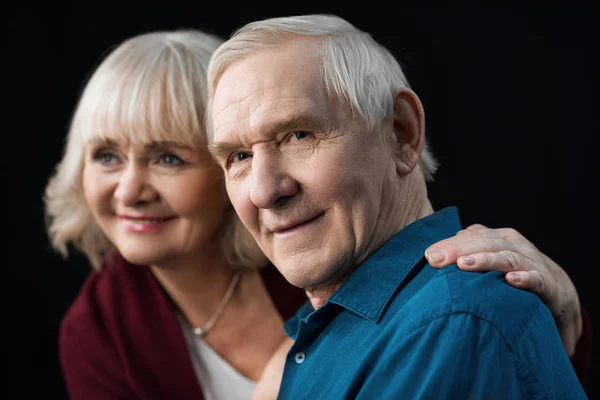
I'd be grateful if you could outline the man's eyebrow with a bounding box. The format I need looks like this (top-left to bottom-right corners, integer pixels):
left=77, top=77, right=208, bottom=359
left=208, top=141, right=241, bottom=163
left=208, top=111, right=331, bottom=162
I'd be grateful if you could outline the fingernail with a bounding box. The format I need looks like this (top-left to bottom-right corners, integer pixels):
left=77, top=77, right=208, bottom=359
left=508, top=273, right=520, bottom=283
left=426, top=250, right=445, bottom=263
left=460, top=256, right=476, bottom=266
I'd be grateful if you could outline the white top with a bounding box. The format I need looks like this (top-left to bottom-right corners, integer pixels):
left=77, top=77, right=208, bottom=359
left=177, top=313, right=257, bottom=400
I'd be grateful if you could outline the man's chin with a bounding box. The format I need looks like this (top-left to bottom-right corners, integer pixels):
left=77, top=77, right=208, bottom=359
left=274, top=262, right=336, bottom=290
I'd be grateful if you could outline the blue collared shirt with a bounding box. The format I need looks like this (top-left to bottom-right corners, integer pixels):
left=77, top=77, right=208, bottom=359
left=279, top=207, right=586, bottom=399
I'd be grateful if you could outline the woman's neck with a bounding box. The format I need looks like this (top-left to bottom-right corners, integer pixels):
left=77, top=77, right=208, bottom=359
left=150, top=250, right=287, bottom=381
left=150, top=248, right=236, bottom=329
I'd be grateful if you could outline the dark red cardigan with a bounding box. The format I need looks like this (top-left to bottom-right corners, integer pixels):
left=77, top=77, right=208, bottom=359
left=59, top=253, right=307, bottom=400
left=59, top=253, right=592, bottom=399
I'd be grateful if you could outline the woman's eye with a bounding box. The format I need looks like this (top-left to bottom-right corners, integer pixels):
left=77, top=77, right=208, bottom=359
left=93, top=152, right=119, bottom=165
left=290, top=131, right=310, bottom=141
left=159, top=153, right=184, bottom=166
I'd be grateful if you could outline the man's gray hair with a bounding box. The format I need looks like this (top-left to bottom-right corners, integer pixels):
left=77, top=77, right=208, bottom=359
left=207, top=14, right=438, bottom=180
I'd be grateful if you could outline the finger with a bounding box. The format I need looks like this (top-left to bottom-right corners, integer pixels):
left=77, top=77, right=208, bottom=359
left=463, top=223, right=489, bottom=232
left=426, top=237, right=519, bottom=267
left=505, top=270, right=553, bottom=305
left=455, top=251, right=531, bottom=274
left=464, top=226, right=530, bottom=245
left=429, top=226, right=508, bottom=251
left=455, top=224, right=498, bottom=238
left=426, top=230, right=501, bottom=265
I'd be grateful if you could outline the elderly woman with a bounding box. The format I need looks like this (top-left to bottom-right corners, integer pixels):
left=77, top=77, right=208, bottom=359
left=45, top=30, right=590, bottom=400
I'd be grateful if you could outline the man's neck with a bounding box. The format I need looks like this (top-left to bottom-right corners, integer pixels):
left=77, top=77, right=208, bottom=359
left=305, top=196, right=434, bottom=310
left=305, top=283, right=343, bottom=309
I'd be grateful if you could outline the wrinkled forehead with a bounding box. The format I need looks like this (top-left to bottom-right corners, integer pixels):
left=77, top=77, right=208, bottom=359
left=213, top=87, right=325, bottom=142
left=211, top=41, right=328, bottom=145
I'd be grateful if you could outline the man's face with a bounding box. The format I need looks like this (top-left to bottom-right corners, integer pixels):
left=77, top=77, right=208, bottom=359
left=210, top=39, right=398, bottom=289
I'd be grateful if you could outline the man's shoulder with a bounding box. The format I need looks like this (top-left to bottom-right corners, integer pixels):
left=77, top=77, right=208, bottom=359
left=442, top=266, right=546, bottom=330
left=388, top=264, right=550, bottom=340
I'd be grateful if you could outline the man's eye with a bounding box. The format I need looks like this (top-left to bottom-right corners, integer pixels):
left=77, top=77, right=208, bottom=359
left=290, top=131, right=310, bottom=141
left=231, top=152, right=252, bottom=164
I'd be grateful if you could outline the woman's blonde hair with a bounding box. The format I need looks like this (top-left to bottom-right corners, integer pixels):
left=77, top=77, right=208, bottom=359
left=44, top=30, right=267, bottom=269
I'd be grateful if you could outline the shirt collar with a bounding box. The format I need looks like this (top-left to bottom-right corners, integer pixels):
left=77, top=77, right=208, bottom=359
left=327, top=206, right=462, bottom=323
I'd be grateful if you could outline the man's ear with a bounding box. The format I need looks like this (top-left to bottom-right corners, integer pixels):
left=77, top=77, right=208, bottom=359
left=392, top=88, right=425, bottom=176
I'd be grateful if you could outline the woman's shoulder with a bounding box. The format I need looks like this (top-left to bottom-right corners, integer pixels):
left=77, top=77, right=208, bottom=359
left=60, top=253, right=157, bottom=336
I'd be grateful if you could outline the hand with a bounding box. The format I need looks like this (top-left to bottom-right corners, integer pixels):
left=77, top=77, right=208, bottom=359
left=251, top=337, right=294, bottom=400
left=424, top=224, right=582, bottom=356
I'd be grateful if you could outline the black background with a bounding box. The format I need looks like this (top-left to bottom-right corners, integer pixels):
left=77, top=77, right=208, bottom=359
left=5, top=5, right=597, bottom=399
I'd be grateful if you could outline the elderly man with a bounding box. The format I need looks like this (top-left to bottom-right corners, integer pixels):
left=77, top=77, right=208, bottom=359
left=207, top=14, right=586, bottom=399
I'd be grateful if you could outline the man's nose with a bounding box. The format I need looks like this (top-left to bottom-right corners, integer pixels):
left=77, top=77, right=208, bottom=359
left=249, top=151, right=299, bottom=209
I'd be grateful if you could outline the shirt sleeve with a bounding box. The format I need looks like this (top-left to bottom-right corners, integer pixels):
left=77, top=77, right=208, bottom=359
left=355, top=311, right=586, bottom=400
left=59, top=320, right=137, bottom=400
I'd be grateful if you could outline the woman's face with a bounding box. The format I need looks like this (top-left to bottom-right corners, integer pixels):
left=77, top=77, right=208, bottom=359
left=82, top=137, right=229, bottom=266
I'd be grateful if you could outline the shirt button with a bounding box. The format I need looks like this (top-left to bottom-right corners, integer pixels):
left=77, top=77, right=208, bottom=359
left=294, top=352, right=306, bottom=364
